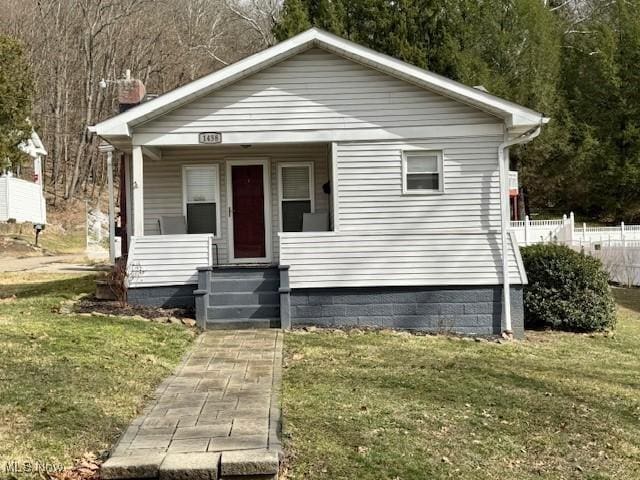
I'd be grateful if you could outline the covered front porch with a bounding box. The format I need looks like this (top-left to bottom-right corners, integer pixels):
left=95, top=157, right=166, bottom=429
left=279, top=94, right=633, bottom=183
left=124, top=142, right=335, bottom=291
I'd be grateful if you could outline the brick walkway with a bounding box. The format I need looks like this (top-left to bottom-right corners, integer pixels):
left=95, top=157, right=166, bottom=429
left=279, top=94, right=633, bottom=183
left=102, top=330, right=282, bottom=480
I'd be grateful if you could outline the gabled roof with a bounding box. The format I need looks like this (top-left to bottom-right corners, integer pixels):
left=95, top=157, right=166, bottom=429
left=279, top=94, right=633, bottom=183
left=92, top=28, right=548, bottom=138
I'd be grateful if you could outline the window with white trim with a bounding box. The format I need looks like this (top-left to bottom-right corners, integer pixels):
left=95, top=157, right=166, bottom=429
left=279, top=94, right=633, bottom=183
left=278, top=163, right=314, bottom=232
left=402, top=151, right=444, bottom=194
left=183, top=165, right=220, bottom=235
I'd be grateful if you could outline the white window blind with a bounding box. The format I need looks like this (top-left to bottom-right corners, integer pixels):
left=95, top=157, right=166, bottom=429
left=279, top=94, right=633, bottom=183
left=279, top=163, right=314, bottom=232
left=282, top=166, right=311, bottom=200
left=185, top=167, right=217, bottom=203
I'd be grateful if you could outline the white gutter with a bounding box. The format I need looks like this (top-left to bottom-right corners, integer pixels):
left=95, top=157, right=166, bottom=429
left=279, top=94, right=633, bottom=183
left=498, top=123, right=543, bottom=335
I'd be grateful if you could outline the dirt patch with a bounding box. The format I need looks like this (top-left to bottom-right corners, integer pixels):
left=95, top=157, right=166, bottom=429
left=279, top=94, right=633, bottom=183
left=74, top=296, right=195, bottom=321
left=0, top=234, right=48, bottom=257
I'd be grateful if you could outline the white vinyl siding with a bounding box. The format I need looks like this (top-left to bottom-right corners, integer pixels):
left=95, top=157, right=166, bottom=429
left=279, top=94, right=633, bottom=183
left=278, top=135, right=528, bottom=288
left=136, top=48, right=500, bottom=138
left=127, top=234, right=212, bottom=287
left=279, top=231, right=525, bottom=288
left=335, top=137, right=503, bottom=232
left=278, top=163, right=314, bottom=232
left=141, top=144, right=329, bottom=265
left=0, top=176, right=46, bottom=224
left=127, top=45, right=527, bottom=289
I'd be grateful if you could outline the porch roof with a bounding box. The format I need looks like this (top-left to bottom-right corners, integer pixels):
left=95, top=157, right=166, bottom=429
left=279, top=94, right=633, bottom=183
left=91, top=28, right=548, bottom=141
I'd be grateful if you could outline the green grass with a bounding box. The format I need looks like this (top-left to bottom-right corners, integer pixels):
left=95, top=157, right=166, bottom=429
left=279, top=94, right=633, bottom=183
left=4, top=229, right=86, bottom=255
left=36, top=229, right=86, bottom=254
left=0, top=273, right=194, bottom=477
left=283, top=292, right=640, bottom=480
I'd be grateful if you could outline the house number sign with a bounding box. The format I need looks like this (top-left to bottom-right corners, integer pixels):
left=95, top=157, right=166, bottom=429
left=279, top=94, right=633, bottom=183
left=199, top=132, right=222, bottom=144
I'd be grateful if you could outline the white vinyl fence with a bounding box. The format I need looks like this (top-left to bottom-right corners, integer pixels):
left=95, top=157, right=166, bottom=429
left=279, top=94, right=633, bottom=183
left=510, top=212, right=640, bottom=286
left=510, top=213, right=640, bottom=246
left=0, top=175, right=46, bottom=224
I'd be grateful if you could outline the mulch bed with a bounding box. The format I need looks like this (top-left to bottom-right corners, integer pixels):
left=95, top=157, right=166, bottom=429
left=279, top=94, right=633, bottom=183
left=73, top=296, right=195, bottom=320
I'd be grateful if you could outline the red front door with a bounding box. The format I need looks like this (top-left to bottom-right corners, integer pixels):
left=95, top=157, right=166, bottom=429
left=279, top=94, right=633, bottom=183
left=231, top=164, right=266, bottom=259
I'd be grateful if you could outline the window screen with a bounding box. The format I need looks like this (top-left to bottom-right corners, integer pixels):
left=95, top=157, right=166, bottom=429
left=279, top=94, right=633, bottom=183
left=404, top=152, right=442, bottom=192
left=184, top=166, right=218, bottom=234
left=280, top=164, right=312, bottom=232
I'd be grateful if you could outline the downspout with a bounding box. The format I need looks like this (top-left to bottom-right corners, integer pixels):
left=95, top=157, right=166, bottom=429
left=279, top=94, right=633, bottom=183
left=498, top=122, right=543, bottom=335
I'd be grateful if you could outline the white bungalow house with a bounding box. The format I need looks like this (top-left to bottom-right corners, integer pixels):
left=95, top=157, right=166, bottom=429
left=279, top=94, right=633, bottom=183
left=91, top=28, right=547, bottom=337
left=0, top=131, right=47, bottom=224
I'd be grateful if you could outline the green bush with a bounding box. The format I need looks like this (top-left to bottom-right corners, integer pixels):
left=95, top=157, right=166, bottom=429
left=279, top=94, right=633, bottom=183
left=520, top=244, right=616, bottom=332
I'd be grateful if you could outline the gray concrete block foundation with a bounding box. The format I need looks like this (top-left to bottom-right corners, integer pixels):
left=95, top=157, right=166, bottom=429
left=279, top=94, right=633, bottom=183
left=127, top=285, right=197, bottom=309
left=289, top=285, right=524, bottom=338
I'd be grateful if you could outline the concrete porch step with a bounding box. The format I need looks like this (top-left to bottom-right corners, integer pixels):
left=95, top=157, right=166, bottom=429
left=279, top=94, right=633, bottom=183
left=211, top=278, right=280, bottom=293
left=208, top=304, right=280, bottom=320
left=205, top=318, right=280, bottom=329
left=210, top=291, right=280, bottom=306
left=212, top=266, right=279, bottom=280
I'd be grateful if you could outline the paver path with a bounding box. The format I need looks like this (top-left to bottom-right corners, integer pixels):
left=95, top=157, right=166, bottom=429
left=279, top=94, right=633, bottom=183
left=102, top=329, right=282, bottom=479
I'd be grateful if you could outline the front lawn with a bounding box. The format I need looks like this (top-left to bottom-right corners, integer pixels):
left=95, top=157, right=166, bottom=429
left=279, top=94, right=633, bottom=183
left=0, top=273, right=194, bottom=478
left=283, top=289, right=640, bottom=479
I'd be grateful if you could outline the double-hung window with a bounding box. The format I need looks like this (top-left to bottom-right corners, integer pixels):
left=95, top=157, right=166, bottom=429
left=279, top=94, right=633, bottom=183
left=182, top=165, right=220, bottom=235
left=278, top=162, right=314, bottom=232
left=402, top=150, right=444, bottom=194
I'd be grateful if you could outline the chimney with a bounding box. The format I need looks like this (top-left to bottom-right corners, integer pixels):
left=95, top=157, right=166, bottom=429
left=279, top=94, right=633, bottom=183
left=117, top=70, right=146, bottom=113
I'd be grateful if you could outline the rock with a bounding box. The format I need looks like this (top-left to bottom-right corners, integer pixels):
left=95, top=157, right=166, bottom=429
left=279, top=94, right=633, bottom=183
left=130, top=315, right=148, bottom=322
left=168, top=317, right=182, bottom=324
left=181, top=318, right=196, bottom=327
left=154, top=316, right=170, bottom=323
left=303, top=326, right=317, bottom=332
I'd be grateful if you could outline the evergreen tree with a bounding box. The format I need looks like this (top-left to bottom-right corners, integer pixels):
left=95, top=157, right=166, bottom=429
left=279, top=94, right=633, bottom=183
left=274, top=0, right=565, bottom=215
left=0, top=35, right=34, bottom=170
left=561, top=0, right=640, bottom=220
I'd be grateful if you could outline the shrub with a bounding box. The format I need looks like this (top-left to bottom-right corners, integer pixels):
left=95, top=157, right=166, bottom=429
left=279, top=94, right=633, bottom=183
left=106, top=257, right=128, bottom=308
left=520, top=244, right=616, bottom=332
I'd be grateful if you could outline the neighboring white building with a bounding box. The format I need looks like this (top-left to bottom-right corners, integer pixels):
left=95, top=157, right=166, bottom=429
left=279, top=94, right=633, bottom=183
left=91, top=28, right=547, bottom=337
left=0, top=131, right=47, bottom=224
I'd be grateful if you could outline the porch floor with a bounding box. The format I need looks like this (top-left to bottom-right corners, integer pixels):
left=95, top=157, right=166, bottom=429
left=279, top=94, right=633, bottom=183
left=101, top=330, right=282, bottom=479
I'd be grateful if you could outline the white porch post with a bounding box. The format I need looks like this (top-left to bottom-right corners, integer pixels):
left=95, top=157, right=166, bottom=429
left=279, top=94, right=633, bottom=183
left=123, top=153, right=133, bottom=245
left=132, top=145, right=145, bottom=237
left=99, top=143, right=116, bottom=263
left=331, top=141, right=340, bottom=231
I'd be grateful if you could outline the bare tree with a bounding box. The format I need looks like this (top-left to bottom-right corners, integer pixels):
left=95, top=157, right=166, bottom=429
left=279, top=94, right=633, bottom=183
left=0, top=0, right=279, bottom=205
